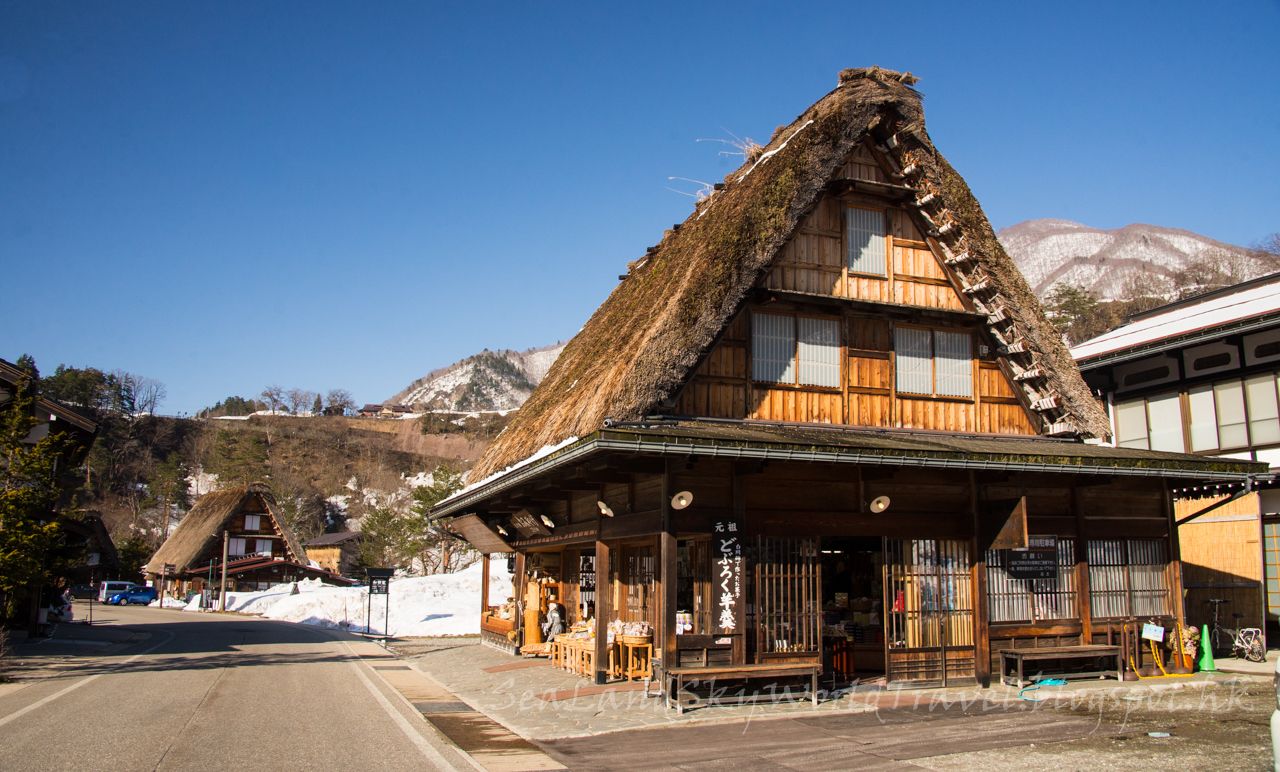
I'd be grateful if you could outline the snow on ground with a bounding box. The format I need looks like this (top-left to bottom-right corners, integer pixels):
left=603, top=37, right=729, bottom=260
left=149, top=597, right=188, bottom=609
left=192, top=562, right=512, bottom=637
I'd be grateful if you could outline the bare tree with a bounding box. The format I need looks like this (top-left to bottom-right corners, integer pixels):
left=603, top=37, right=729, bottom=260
left=325, top=389, right=356, bottom=414
left=133, top=376, right=167, bottom=416
left=260, top=385, right=285, bottom=414
left=285, top=388, right=318, bottom=415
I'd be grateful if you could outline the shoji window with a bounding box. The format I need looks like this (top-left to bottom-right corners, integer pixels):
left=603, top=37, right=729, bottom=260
left=1087, top=539, right=1171, bottom=618
left=797, top=317, right=841, bottom=387
left=1246, top=374, right=1280, bottom=446
left=228, top=537, right=247, bottom=557
left=255, top=539, right=273, bottom=555
left=1187, top=385, right=1219, bottom=451
left=894, top=328, right=973, bottom=397
left=1115, top=398, right=1149, bottom=449
left=894, top=327, right=932, bottom=395
left=1216, top=380, right=1249, bottom=448
left=847, top=207, right=886, bottom=275
left=243, top=514, right=261, bottom=532
left=752, top=313, right=840, bottom=387
left=1146, top=392, right=1185, bottom=452
left=752, top=313, right=796, bottom=384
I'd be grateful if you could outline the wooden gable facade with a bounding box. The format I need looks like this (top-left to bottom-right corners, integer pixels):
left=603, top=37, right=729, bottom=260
left=673, top=141, right=1038, bottom=436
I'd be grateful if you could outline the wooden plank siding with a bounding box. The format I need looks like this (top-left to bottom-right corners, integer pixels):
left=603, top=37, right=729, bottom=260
left=1176, top=492, right=1264, bottom=631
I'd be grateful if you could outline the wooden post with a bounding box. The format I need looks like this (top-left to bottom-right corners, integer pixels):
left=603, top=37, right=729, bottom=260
left=219, top=531, right=229, bottom=612
left=1163, top=480, right=1186, bottom=628
left=513, top=552, right=526, bottom=646
left=660, top=459, right=678, bottom=671
left=970, top=471, right=990, bottom=687
left=1074, top=486, right=1093, bottom=643
left=481, top=554, right=490, bottom=618
left=594, top=523, right=612, bottom=685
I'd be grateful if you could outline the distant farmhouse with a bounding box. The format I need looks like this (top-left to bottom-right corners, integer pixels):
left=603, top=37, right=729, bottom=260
left=303, top=531, right=363, bottom=577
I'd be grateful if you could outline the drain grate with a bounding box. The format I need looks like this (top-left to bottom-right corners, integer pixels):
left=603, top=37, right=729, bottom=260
left=373, top=665, right=411, bottom=670
left=413, top=701, right=473, bottom=713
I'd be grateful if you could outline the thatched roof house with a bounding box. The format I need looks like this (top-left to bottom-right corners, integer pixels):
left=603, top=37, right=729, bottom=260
left=145, top=484, right=305, bottom=576
left=470, top=67, right=1107, bottom=480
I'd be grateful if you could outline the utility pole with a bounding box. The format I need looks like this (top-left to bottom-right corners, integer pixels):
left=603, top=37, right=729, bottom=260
left=219, top=531, right=229, bottom=612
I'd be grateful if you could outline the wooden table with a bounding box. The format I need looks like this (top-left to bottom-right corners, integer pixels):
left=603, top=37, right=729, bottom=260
left=618, top=640, right=652, bottom=682
left=999, top=645, right=1123, bottom=687
left=664, top=663, right=820, bottom=714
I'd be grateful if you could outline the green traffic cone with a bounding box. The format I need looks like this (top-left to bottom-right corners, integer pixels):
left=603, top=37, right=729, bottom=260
left=1198, top=625, right=1217, bottom=672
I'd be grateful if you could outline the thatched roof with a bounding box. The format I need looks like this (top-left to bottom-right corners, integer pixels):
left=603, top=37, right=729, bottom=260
left=470, top=67, right=1109, bottom=480
left=144, top=484, right=305, bottom=575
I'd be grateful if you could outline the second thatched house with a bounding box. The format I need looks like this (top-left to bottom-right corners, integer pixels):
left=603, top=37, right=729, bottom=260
left=145, top=483, right=354, bottom=597
left=432, top=68, right=1267, bottom=692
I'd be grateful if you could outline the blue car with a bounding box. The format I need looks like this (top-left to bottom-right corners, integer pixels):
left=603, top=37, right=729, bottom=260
left=108, top=587, right=158, bottom=605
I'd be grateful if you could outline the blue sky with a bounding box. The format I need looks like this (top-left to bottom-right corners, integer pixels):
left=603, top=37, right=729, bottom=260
left=2, top=1, right=1278, bottom=414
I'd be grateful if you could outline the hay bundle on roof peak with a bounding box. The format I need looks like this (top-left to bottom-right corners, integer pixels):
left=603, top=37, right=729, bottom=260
left=467, top=68, right=1108, bottom=481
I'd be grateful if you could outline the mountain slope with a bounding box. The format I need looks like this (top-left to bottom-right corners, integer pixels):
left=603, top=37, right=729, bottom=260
left=388, top=342, right=565, bottom=412
left=997, top=219, right=1259, bottom=300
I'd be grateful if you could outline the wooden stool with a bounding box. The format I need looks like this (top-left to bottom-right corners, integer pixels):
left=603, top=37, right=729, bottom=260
left=619, top=641, right=653, bottom=682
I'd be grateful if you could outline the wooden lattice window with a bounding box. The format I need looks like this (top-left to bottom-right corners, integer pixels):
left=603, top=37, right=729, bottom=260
left=754, top=538, right=820, bottom=656
left=1088, top=539, right=1171, bottom=619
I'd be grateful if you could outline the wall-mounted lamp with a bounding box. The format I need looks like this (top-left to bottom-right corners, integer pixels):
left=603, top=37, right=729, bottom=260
left=539, top=514, right=556, bottom=529
left=495, top=524, right=509, bottom=536
left=869, top=496, right=891, bottom=513
left=671, top=491, right=694, bottom=510
left=597, top=501, right=614, bottom=517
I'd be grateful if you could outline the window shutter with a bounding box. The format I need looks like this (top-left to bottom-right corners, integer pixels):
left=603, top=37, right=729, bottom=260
left=894, top=327, right=932, bottom=395
left=752, top=313, right=796, bottom=384
left=933, top=331, right=972, bottom=397
left=797, top=317, right=841, bottom=388
left=847, top=208, right=886, bottom=275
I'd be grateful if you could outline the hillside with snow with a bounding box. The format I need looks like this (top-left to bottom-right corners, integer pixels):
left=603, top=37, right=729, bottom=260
left=997, top=219, right=1260, bottom=300
left=388, top=342, right=565, bottom=412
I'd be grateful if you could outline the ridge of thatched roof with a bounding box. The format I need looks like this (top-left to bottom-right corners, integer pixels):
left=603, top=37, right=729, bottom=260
left=144, top=484, right=304, bottom=574
left=469, top=67, right=1109, bottom=480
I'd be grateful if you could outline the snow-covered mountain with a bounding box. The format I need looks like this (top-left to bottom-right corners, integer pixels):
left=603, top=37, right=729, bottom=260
left=388, top=342, right=566, bottom=412
left=997, top=219, right=1259, bottom=300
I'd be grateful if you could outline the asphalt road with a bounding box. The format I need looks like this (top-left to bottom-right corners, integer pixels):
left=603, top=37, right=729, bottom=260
left=0, top=603, right=474, bottom=772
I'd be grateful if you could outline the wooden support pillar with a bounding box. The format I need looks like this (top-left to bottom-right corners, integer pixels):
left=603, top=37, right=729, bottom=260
left=513, top=552, right=526, bottom=649
left=593, top=522, right=612, bottom=685
left=1074, top=486, right=1093, bottom=643
left=481, top=554, right=491, bottom=616
left=970, top=471, right=991, bottom=687
left=1164, top=480, right=1186, bottom=628
left=660, top=459, right=678, bottom=671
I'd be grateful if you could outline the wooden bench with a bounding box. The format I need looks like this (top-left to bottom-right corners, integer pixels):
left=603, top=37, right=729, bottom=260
left=999, top=645, right=1123, bottom=688
left=663, top=662, right=820, bottom=714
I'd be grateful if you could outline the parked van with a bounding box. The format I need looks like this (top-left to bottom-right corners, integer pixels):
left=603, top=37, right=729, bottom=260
left=98, top=581, right=138, bottom=602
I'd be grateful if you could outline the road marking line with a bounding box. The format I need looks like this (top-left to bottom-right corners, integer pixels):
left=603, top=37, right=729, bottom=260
left=0, top=630, right=174, bottom=728
left=342, top=642, right=464, bottom=771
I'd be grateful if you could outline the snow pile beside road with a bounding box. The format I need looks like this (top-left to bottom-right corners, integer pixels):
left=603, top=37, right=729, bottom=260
left=149, top=597, right=188, bottom=609
left=197, top=562, right=512, bottom=637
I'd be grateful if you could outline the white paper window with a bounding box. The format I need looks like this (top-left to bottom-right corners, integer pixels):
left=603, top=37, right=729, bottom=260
left=933, top=331, right=973, bottom=398
left=847, top=208, right=886, bottom=275
left=256, top=539, right=273, bottom=556
left=1246, top=374, right=1280, bottom=446
left=797, top=317, right=840, bottom=387
left=1187, top=385, right=1219, bottom=451
left=752, top=313, right=796, bottom=384
left=243, top=514, right=261, bottom=532
left=228, top=537, right=246, bottom=557
left=1216, top=380, right=1249, bottom=448
left=1146, top=392, right=1184, bottom=452
left=1115, top=399, right=1149, bottom=449
left=895, top=327, right=932, bottom=395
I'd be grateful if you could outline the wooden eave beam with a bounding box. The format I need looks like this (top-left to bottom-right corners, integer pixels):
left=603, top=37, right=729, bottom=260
left=824, top=178, right=919, bottom=200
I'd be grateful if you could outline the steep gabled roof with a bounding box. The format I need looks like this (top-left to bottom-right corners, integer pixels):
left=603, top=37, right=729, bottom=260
left=470, top=67, right=1109, bottom=480
left=144, top=484, right=305, bottom=574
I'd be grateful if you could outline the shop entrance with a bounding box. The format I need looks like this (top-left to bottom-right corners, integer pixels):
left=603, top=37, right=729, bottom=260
left=884, top=539, right=976, bottom=686
left=820, top=537, right=885, bottom=681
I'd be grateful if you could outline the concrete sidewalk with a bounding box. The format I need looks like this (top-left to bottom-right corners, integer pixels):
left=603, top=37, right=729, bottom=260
left=400, top=638, right=1268, bottom=741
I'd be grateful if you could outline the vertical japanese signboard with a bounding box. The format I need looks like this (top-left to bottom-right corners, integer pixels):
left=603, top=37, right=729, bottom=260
left=712, top=519, right=745, bottom=636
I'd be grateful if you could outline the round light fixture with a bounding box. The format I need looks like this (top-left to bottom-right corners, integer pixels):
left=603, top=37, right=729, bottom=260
left=869, top=496, right=891, bottom=513
left=670, top=491, right=694, bottom=510
left=539, top=514, right=556, bottom=529
left=495, top=524, right=509, bottom=536
left=597, top=501, right=615, bottom=517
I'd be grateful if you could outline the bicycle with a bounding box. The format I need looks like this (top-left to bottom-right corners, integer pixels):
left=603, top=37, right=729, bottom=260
left=1204, top=599, right=1266, bottom=663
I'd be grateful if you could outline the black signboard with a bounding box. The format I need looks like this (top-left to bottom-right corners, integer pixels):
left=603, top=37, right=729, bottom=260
left=1005, top=536, right=1058, bottom=580
left=712, top=519, right=745, bottom=635
left=369, top=577, right=389, bottom=595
